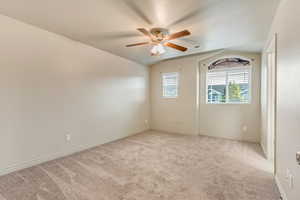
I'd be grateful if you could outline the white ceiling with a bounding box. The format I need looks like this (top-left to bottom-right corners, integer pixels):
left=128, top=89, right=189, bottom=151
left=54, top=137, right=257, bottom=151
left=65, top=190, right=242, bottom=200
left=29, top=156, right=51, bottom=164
left=0, top=0, right=280, bottom=65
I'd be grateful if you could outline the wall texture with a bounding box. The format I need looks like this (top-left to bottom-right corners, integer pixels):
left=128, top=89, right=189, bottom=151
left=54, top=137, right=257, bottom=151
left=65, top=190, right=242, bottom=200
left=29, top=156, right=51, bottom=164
left=0, top=15, right=150, bottom=175
left=150, top=50, right=261, bottom=142
left=264, top=0, right=300, bottom=199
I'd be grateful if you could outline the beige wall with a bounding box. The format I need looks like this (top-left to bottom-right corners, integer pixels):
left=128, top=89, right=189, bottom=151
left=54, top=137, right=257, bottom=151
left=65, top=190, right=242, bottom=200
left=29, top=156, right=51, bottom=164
left=150, top=51, right=261, bottom=142
left=199, top=52, right=261, bottom=142
left=150, top=55, right=199, bottom=135
left=0, top=14, right=150, bottom=175
left=264, top=0, right=300, bottom=199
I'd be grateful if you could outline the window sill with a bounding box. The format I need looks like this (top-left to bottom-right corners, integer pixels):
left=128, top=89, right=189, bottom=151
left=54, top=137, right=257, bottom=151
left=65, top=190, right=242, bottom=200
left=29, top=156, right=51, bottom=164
left=162, top=97, right=178, bottom=99
left=206, top=102, right=251, bottom=105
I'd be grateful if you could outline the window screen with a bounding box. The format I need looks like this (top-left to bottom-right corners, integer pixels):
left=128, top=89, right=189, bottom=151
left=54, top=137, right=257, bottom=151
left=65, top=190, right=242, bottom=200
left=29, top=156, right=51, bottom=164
left=162, top=72, right=179, bottom=98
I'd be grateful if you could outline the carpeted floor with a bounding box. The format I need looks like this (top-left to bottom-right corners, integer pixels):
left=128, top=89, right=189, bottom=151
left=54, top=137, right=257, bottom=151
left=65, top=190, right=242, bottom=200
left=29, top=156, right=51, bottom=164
left=0, top=131, right=280, bottom=200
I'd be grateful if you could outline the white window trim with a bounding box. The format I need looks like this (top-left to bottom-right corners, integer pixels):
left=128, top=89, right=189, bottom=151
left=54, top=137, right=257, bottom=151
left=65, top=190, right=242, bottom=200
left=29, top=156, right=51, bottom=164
left=161, top=72, right=179, bottom=99
left=206, top=66, right=252, bottom=104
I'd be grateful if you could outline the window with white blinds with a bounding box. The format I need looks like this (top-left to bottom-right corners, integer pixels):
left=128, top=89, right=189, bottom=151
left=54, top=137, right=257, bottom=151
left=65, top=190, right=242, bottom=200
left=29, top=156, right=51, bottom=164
left=162, top=72, right=179, bottom=98
left=207, top=67, right=251, bottom=104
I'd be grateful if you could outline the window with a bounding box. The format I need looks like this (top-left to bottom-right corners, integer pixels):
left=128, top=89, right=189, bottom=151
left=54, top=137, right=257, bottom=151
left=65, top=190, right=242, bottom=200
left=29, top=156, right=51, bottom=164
left=162, top=72, right=179, bottom=98
left=207, top=67, right=251, bottom=104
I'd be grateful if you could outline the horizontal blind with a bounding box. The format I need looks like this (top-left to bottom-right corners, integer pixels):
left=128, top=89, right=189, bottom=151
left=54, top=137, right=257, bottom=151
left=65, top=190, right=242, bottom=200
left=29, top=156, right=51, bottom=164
left=162, top=72, right=179, bottom=98
left=227, top=70, right=249, bottom=84
left=162, top=73, right=178, bottom=85
left=207, top=71, right=226, bottom=85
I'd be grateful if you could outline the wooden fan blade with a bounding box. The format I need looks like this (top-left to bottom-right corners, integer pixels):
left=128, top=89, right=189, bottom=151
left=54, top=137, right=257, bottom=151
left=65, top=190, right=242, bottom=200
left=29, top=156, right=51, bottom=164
left=137, top=28, right=152, bottom=38
left=164, top=42, right=188, bottom=52
left=126, top=42, right=149, bottom=47
left=167, top=30, right=191, bottom=40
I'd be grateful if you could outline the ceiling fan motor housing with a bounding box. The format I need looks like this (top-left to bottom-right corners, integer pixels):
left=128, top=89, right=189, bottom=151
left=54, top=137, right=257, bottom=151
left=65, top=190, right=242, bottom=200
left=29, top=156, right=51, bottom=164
left=150, top=28, right=169, bottom=42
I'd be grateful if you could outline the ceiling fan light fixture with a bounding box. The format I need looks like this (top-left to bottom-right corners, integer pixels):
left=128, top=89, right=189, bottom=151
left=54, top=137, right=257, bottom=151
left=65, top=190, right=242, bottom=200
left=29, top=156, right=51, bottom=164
left=151, top=44, right=166, bottom=55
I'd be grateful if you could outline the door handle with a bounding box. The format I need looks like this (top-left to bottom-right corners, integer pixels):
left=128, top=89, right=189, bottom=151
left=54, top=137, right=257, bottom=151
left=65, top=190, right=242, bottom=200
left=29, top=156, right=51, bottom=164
left=297, top=152, right=300, bottom=165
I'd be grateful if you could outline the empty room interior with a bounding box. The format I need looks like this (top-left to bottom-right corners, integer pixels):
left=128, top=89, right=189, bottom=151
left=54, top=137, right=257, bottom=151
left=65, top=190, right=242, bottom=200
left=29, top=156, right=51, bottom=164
left=0, top=0, right=299, bottom=199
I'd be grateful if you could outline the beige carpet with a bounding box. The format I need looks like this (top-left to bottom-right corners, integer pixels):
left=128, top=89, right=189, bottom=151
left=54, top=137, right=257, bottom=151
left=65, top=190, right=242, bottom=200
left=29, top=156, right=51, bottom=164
left=0, top=131, right=280, bottom=200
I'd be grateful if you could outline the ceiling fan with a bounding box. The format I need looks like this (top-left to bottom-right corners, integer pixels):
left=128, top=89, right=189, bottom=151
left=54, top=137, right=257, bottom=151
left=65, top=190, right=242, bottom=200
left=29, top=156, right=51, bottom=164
left=126, top=28, right=191, bottom=56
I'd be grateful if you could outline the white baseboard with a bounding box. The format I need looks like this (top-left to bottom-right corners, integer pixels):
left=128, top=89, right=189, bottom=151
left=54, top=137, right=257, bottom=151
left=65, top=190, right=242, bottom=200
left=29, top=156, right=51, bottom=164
left=275, top=175, right=288, bottom=200
left=150, top=128, right=195, bottom=136
left=0, top=140, right=107, bottom=176
left=0, top=129, right=149, bottom=176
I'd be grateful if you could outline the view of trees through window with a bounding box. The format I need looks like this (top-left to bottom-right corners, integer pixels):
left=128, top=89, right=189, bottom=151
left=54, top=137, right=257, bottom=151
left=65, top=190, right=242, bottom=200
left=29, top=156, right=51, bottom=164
left=207, top=67, right=250, bottom=104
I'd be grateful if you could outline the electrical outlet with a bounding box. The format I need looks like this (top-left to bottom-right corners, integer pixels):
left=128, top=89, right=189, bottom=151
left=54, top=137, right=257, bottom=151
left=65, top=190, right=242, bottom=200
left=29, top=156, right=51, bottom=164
left=242, top=125, right=248, bottom=132
left=66, top=134, right=71, bottom=142
left=145, top=120, right=148, bottom=125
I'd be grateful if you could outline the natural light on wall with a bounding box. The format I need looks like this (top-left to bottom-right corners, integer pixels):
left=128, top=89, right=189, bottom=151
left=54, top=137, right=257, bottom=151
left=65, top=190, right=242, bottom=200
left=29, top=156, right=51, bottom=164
left=206, top=58, right=251, bottom=104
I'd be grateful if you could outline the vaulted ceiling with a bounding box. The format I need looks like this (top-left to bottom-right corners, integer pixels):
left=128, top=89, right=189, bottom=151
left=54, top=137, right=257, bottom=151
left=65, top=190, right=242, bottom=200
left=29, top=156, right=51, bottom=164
left=0, top=0, right=280, bottom=65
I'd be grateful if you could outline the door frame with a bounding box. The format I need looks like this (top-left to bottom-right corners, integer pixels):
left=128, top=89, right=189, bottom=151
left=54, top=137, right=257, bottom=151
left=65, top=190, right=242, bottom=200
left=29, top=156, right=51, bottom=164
left=264, top=34, right=277, bottom=174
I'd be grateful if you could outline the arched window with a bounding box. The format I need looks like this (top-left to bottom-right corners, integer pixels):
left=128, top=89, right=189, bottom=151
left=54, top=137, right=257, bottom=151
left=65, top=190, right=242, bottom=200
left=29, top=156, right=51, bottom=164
left=207, top=57, right=251, bottom=104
